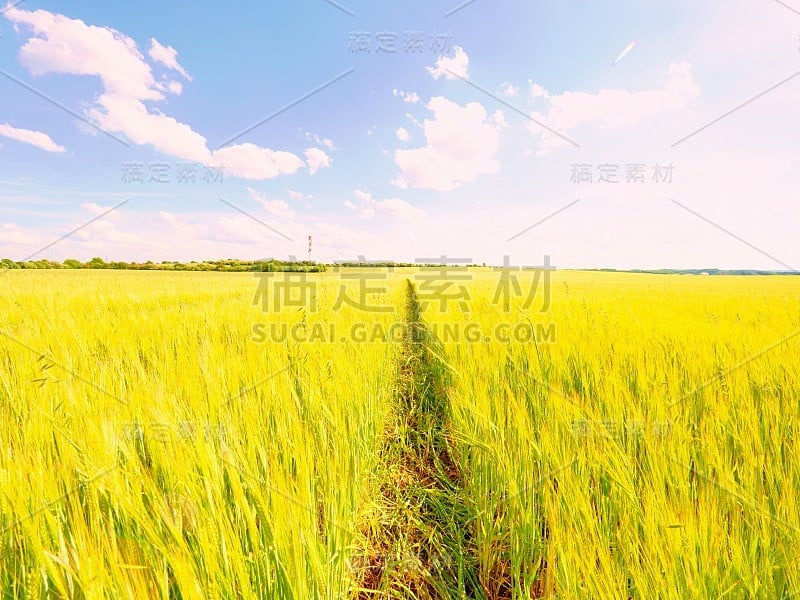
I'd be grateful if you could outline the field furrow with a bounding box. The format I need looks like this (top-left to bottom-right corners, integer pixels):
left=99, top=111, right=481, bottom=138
left=353, top=280, right=480, bottom=599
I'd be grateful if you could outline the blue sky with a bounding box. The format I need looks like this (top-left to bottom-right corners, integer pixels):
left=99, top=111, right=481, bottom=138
left=1, top=0, right=798, bottom=268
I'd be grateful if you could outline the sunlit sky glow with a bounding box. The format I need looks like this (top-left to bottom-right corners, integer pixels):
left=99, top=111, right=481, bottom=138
left=1, top=0, right=798, bottom=269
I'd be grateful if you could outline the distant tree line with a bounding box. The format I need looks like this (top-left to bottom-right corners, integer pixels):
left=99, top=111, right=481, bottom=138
left=9, top=260, right=785, bottom=275
left=0, top=258, right=492, bottom=271
left=586, top=268, right=799, bottom=276
left=0, top=257, right=327, bottom=272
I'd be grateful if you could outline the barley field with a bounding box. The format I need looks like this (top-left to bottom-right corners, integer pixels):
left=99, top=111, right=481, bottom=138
left=0, top=269, right=798, bottom=599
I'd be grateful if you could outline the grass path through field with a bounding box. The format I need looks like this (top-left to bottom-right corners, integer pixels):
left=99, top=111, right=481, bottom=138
left=353, top=280, right=482, bottom=598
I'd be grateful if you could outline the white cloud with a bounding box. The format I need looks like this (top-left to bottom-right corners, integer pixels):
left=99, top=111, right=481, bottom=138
left=304, top=147, right=332, bottom=175
left=345, top=190, right=425, bottom=221
left=529, top=82, right=549, bottom=99
left=375, top=197, right=426, bottom=221
left=214, top=144, right=305, bottom=180
left=261, top=199, right=296, bottom=221
left=8, top=7, right=161, bottom=100
left=1, top=203, right=438, bottom=264
left=344, top=190, right=376, bottom=219
left=427, top=46, right=469, bottom=81
left=0, top=223, right=40, bottom=245
left=389, top=175, right=408, bottom=189
left=529, top=62, right=700, bottom=152
left=6, top=6, right=305, bottom=181
left=0, top=123, right=65, bottom=152
left=79, top=202, right=123, bottom=221
left=157, top=211, right=205, bottom=239
left=396, top=127, right=410, bottom=142
left=71, top=219, right=142, bottom=245
left=166, top=80, right=183, bottom=95
left=148, top=38, right=191, bottom=80
left=248, top=187, right=297, bottom=221
left=287, top=189, right=312, bottom=202
left=88, top=93, right=210, bottom=161
left=305, top=132, right=334, bottom=149
left=406, top=113, right=422, bottom=129
left=393, top=89, right=420, bottom=104
left=499, top=82, right=519, bottom=97
left=394, top=97, right=502, bottom=191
